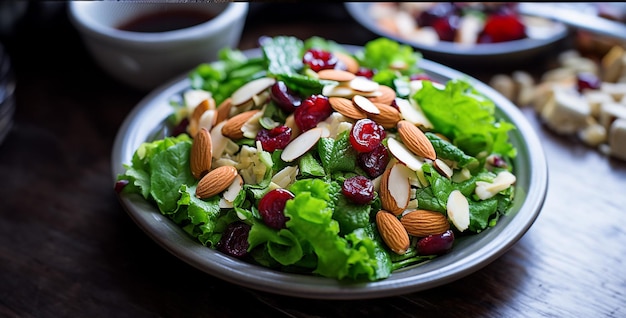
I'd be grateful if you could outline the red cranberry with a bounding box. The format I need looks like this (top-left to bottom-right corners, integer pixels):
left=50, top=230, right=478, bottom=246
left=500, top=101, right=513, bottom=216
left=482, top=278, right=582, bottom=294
left=302, top=48, right=338, bottom=72
left=417, top=230, right=455, bottom=255
left=171, top=117, right=189, bottom=137
left=270, top=81, right=301, bottom=113
left=342, top=176, right=375, bottom=205
left=355, top=67, right=375, bottom=79
left=114, top=180, right=129, bottom=193
left=258, top=188, right=294, bottom=229
left=417, top=2, right=455, bottom=27
left=409, top=73, right=433, bottom=81
left=294, top=94, right=333, bottom=131
left=349, top=118, right=386, bottom=153
left=480, top=13, right=526, bottom=43
left=577, top=72, right=601, bottom=93
left=256, top=125, right=292, bottom=152
left=357, top=143, right=390, bottom=178
left=217, top=222, right=251, bottom=258
left=432, top=15, right=460, bottom=42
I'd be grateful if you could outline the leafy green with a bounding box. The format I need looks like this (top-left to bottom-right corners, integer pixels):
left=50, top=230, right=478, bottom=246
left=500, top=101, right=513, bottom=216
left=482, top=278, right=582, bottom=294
left=413, top=80, right=516, bottom=158
left=298, top=152, right=325, bottom=178
left=317, top=131, right=357, bottom=174
left=356, top=37, right=422, bottom=76
left=426, top=132, right=480, bottom=171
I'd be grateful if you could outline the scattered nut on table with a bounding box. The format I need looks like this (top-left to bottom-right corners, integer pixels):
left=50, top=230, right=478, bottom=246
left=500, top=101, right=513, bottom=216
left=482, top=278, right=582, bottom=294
left=489, top=43, right=626, bottom=161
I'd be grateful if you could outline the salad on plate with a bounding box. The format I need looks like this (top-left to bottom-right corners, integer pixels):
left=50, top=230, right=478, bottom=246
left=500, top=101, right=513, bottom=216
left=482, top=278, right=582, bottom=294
left=115, top=36, right=518, bottom=282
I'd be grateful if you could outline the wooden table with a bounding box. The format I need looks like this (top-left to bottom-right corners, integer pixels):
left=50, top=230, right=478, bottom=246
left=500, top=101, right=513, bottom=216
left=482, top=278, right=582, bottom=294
left=1, top=3, right=624, bottom=317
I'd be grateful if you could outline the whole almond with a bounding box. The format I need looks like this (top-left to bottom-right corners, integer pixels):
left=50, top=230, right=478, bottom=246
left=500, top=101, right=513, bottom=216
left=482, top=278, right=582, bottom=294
left=196, top=166, right=239, bottom=199
left=317, top=69, right=356, bottom=82
left=334, top=52, right=360, bottom=74
left=401, top=210, right=450, bottom=237
left=190, top=127, right=212, bottom=179
left=221, top=109, right=260, bottom=140
left=368, top=85, right=397, bottom=106
left=396, top=120, right=437, bottom=160
left=367, top=103, right=402, bottom=129
left=376, top=210, right=410, bottom=255
left=215, top=97, right=233, bottom=124
left=329, top=97, right=367, bottom=120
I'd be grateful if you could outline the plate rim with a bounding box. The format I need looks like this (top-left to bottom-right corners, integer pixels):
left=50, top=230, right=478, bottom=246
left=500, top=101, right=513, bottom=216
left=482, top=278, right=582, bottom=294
left=111, top=46, right=548, bottom=300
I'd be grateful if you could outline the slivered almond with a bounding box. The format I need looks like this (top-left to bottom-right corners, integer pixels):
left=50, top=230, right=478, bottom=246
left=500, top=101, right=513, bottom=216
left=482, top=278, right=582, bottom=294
left=397, top=120, right=436, bottom=160
left=376, top=210, right=410, bottom=255
left=221, top=109, right=260, bottom=140
left=401, top=210, right=450, bottom=237
left=329, top=97, right=367, bottom=120
left=387, top=137, right=426, bottom=171
left=195, top=166, right=239, bottom=199
left=230, top=77, right=276, bottom=107
left=334, top=52, right=360, bottom=74
left=188, top=98, right=211, bottom=137
left=353, top=95, right=381, bottom=115
left=190, top=128, right=212, bottom=179
left=317, top=69, right=356, bottom=82
left=350, top=76, right=380, bottom=93
left=367, top=103, right=402, bottom=128
left=380, top=162, right=412, bottom=215
left=368, top=85, right=397, bottom=105
left=280, top=127, right=323, bottom=162
left=447, top=190, right=470, bottom=232
left=215, top=97, right=233, bottom=124
left=433, top=158, right=453, bottom=179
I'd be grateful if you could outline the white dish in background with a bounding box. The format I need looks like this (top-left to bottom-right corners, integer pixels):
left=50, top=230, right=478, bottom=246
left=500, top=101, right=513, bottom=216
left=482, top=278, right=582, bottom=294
left=111, top=48, right=548, bottom=300
left=344, top=2, right=568, bottom=64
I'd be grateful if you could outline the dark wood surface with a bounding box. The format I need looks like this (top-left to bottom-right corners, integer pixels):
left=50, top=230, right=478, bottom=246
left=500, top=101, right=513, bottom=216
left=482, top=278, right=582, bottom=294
left=1, top=3, right=625, bottom=317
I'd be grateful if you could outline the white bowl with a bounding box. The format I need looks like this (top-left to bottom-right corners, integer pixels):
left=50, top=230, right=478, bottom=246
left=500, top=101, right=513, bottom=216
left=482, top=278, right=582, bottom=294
left=68, top=2, right=248, bottom=91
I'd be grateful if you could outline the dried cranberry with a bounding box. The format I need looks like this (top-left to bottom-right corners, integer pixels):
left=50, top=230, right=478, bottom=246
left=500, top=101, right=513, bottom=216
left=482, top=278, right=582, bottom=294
left=302, top=48, right=338, bottom=72
left=480, top=13, right=526, bottom=43
left=258, top=188, right=294, bottom=229
left=256, top=125, right=292, bottom=152
left=355, top=67, right=375, bottom=79
left=350, top=118, right=386, bottom=153
left=217, top=221, right=251, bottom=258
left=294, top=94, right=333, bottom=131
left=270, top=81, right=301, bottom=113
left=342, top=176, right=375, bottom=205
left=114, top=180, right=129, bottom=193
left=417, top=230, right=455, bottom=255
left=577, top=72, right=601, bottom=93
left=357, top=143, right=390, bottom=178
left=417, top=2, right=455, bottom=27
left=432, top=15, right=460, bottom=42
left=171, top=117, right=189, bottom=137
left=409, top=73, right=433, bottom=81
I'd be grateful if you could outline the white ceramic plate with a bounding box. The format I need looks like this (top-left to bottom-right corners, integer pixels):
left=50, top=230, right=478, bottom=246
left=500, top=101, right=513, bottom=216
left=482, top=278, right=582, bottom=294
left=111, top=48, right=548, bottom=300
left=344, top=2, right=569, bottom=63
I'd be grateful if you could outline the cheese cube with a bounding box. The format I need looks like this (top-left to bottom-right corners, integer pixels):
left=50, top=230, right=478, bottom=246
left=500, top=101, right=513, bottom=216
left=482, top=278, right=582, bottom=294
left=608, top=119, right=626, bottom=160
left=599, top=102, right=626, bottom=129
left=540, top=88, right=591, bottom=134
left=584, top=90, right=614, bottom=118
left=600, top=82, right=626, bottom=101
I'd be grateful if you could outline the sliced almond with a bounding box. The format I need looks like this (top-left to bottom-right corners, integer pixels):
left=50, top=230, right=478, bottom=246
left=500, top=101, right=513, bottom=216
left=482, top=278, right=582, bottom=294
left=353, top=95, right=381, bottom=115
left=367, top=103, right=402, bottom=129
left=210, top=121, right=230, bottom=159
left=230, top=77, right=276, bottom=108
left=280, top=127, right=323, bottom=162
left=380, top=162, right=412, bottom=215
left=221, top=109, right=260, bottom=140
left=368, top=85, right=397, bottom=106
left=190, top=128, right=212, bottom=179
left=284, top=113, right=301, bottom=140
left=317, top=69, right=356, bottom=82
left=401, top=209, right=450, bottom=237
left=350, top=76, right=380, bottom=93
left=329, top=97, right=367, bottom=120
left=376, top=210, right=410, bottom=255
left=187, top=98, right=211, bottom=137
left=198, top=109, right=217, bottom=133
left=334, top=52, right=359, bottom=74
left=395, top=98, right=434, bottom=129
left=222, top=174, right=243, bottom=202
left=183, top=89, right=212, bottom=114
left=397, top=120, right=436, bottom=160
left=215, top=97, right=233, bottom=124
left=387, top=137, right=426, bottom=171
left=322, top=84, right=356, bottom=98
left=196, top=166, right=239, bottom=199
left=447, top=190, right=470, bottom=232
left=433, top=158, right=453, bottom=179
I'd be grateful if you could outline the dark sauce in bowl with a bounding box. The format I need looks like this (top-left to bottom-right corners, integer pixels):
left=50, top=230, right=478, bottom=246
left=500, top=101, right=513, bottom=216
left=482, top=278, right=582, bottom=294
left=118, top=10, right=216, bottom=33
